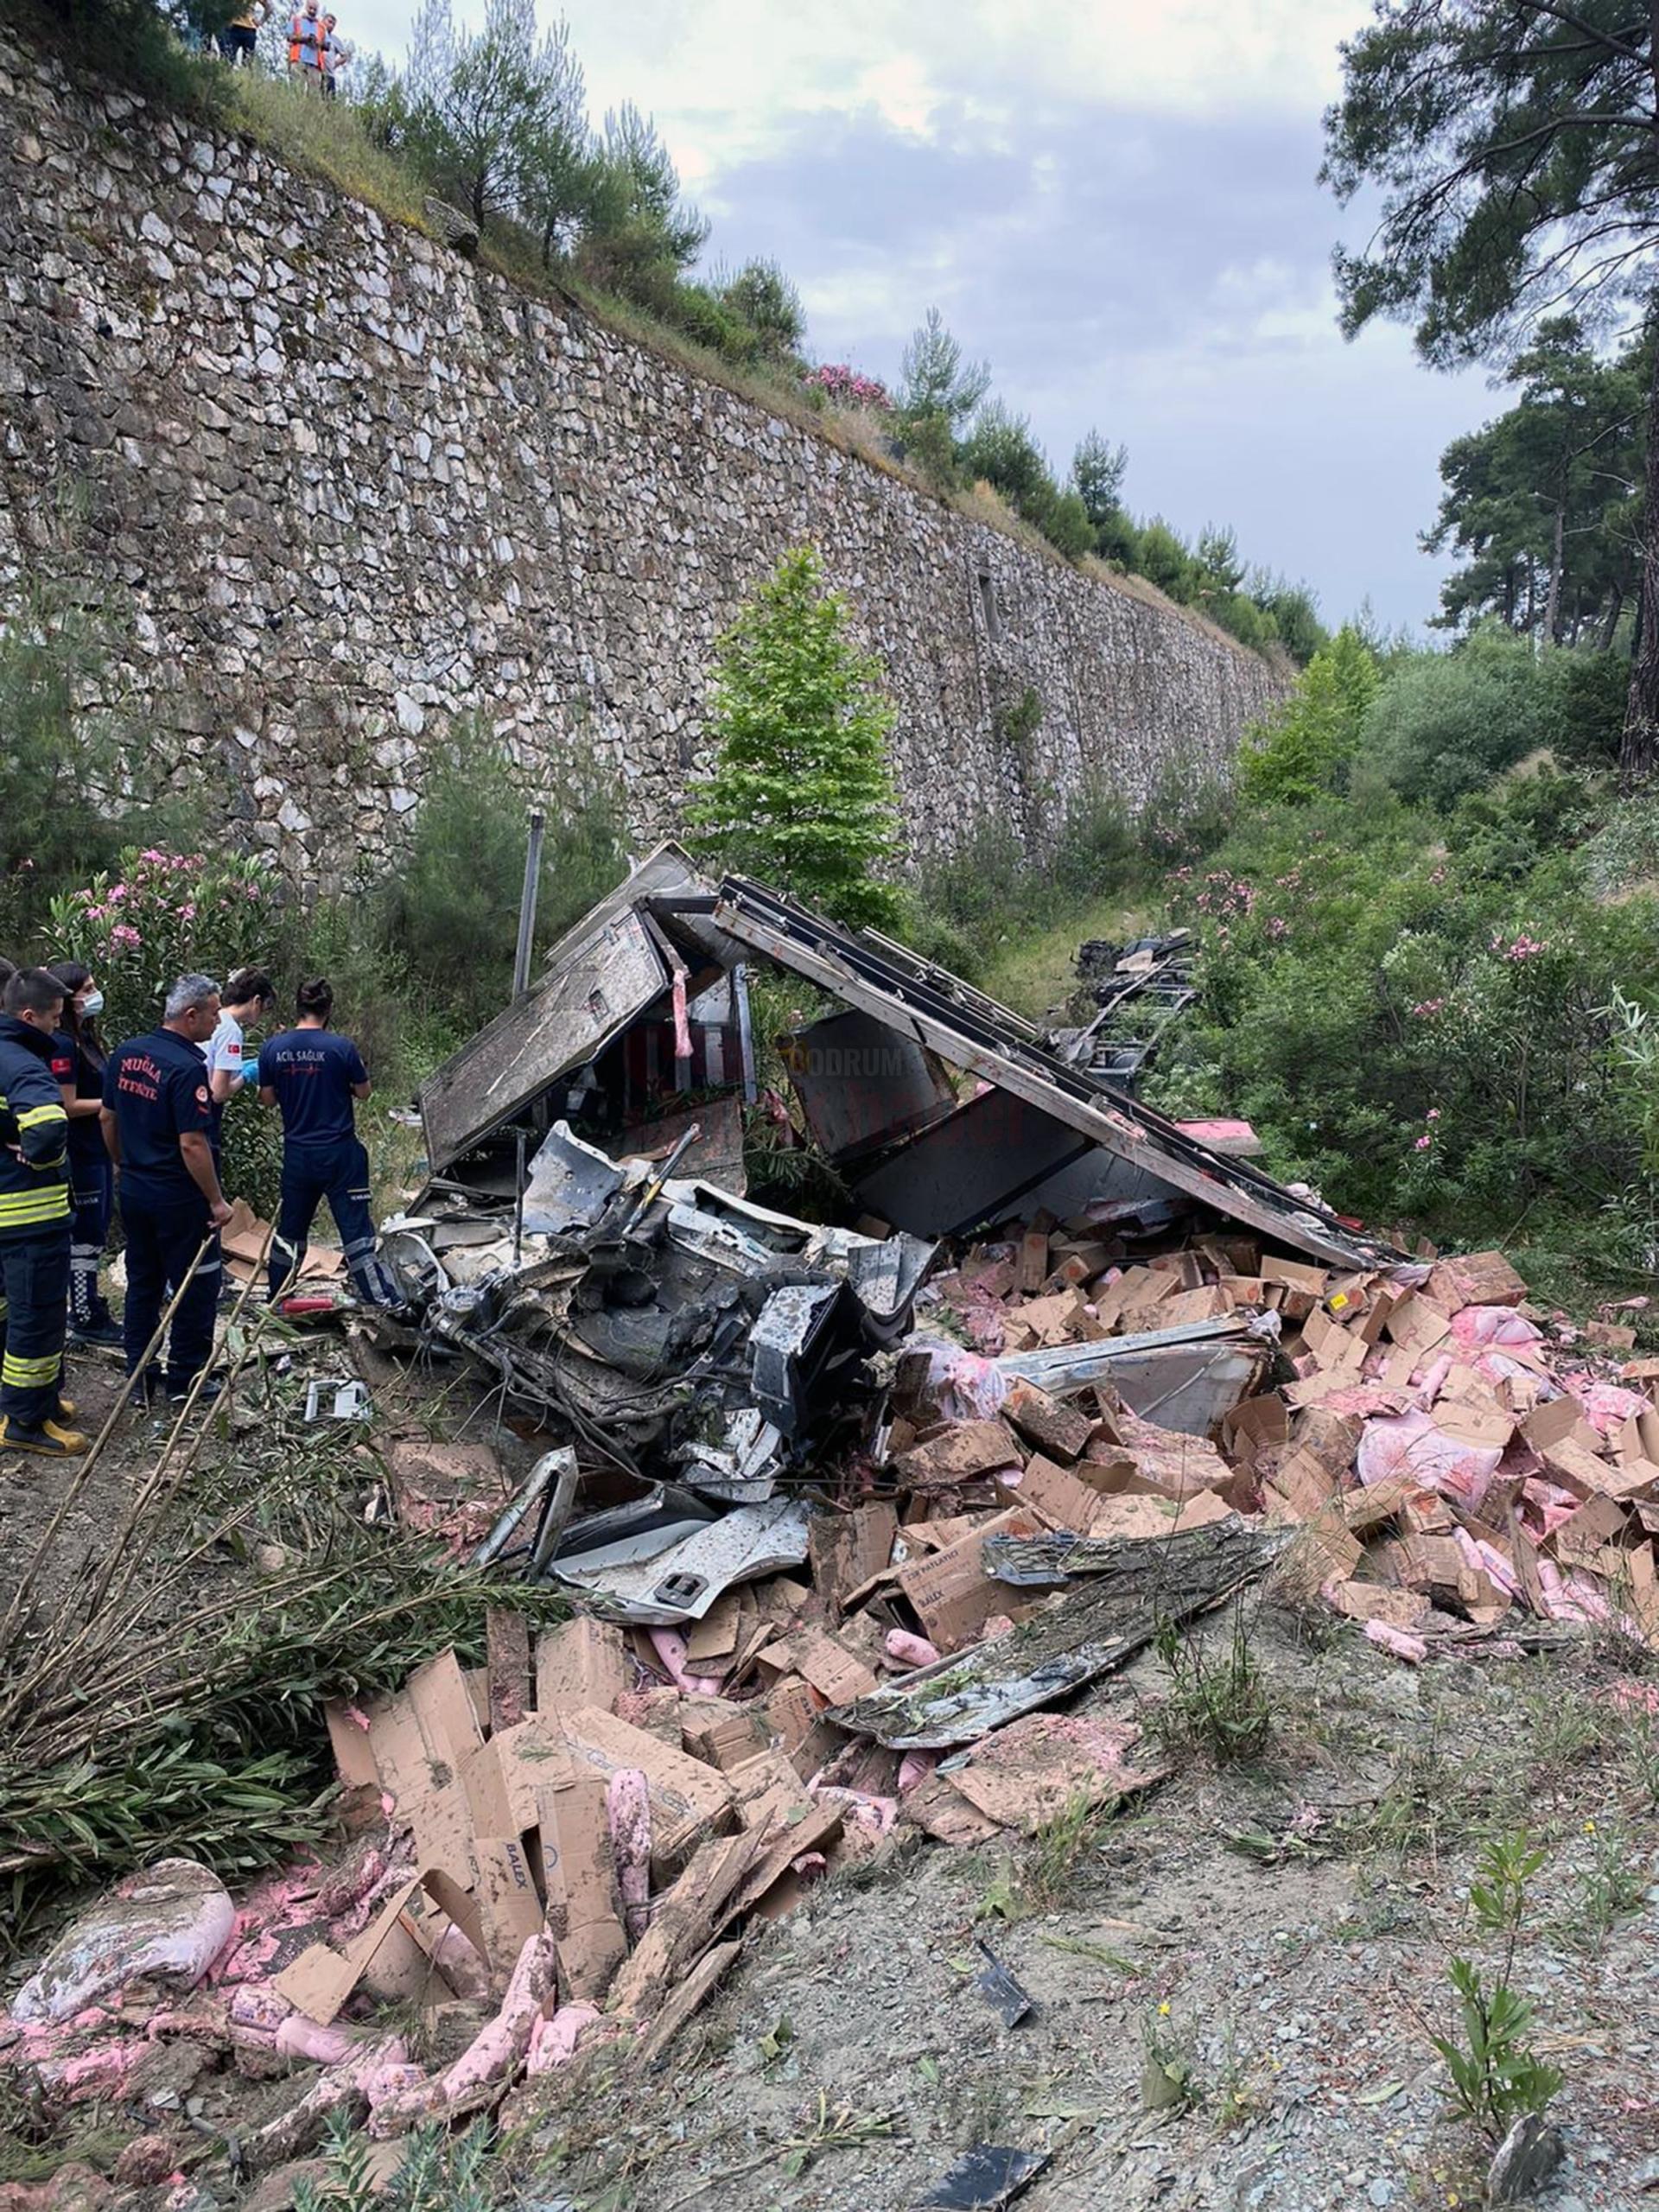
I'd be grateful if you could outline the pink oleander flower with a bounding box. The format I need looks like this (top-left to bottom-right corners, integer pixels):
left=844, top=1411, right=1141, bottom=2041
left=110, top=923, right=142, bottom=950
left=1409, top=998, right=1445, bottom=1019
left=1426, top=1109, right=1441, bottom=1122
left=805, top=363, right=893, bottom=410
left=178, top=902, right=196, bottom=921
left=1414, top=1135, right=1433, bottom=1151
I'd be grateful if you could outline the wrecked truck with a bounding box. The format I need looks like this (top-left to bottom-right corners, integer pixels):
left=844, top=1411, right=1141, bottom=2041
left=364, top=849, right=1396, bottom=1605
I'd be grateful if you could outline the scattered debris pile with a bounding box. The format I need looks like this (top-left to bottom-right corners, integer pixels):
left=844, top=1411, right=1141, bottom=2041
left=1051, top=927, right=1198, bottom=1092
left=7, top=852, right=1656, bottom=2179
left=374, top=851, right=1659, bottom=1663
left=0, top=1517, right=1280, bottom=2171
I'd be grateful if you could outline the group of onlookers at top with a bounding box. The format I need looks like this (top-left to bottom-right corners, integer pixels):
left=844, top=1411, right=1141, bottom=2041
left=214, top=0, right=352, bottom=96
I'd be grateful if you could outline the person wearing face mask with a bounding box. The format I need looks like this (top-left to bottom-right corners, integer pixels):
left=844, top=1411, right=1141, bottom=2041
left=0, top=967, right=83, bottom=1457
left=47, top=961, right=120, bottom=1350
left=102, top=975, right=234, bottom=1409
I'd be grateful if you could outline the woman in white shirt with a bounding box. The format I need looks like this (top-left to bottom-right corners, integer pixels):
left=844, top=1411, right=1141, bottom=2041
left=205, top=968, right=277, bottom=1156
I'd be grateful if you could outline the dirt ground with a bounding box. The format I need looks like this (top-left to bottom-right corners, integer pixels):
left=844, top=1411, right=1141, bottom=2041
left=510, top=1609, right=1659, bottom=2212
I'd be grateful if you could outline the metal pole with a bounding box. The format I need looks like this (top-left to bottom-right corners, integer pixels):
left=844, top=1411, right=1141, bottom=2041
left=512, top=810, right=545, bottom=1268
left=734, top=963, right=758, bottom=1105
left=512, top=809, right=546, bottom=1001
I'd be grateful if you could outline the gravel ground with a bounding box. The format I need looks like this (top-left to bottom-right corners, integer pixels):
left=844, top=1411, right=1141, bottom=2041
left=514, top=1607, right=1659, bottom=2212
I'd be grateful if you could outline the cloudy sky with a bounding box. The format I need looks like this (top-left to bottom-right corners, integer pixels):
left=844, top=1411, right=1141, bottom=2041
left=349, top=0, right=1500, bottom=632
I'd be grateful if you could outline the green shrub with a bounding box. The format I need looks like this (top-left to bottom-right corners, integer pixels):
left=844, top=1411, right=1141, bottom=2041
left=380, top=721, right=626, bottom=1027
left=1050, top=786, right=1139, bottom=905
left=1362, top=629, right=1606, bottom=807
left=1237, top=627, right=1379, bottom=805
left=713, top=257, right=805, bottom=361
left=1147, top=787, right=1659, bottom=1243
left=0, top=586, right=200, bottom=955
left=1138, top=760, right=1236, bottom=868
left=909, top=785, right=1142, bottom=976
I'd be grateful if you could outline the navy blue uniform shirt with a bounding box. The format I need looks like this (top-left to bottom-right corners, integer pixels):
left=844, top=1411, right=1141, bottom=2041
left=261, top=1028, right=367, bottom=1147
left=105, top=1029, right=214, bottom=1201
left=53, top=1029, right=108, bottom=1170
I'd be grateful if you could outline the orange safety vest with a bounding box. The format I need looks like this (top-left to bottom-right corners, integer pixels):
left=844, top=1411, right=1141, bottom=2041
left=289, top=10, right=322, bottom=65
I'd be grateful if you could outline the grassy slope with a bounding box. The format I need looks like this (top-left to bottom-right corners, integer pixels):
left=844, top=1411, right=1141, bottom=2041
left=980, top=895, right=1155, bottom=1022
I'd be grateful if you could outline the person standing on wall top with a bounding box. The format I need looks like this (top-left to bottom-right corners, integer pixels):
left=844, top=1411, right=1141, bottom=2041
left=320, top=14, right=350, bottom=97
left=220, top=0, right=268, bottom=65
left=288, top=0, right=325, bottom=85
left=0, top=968, right=83, bottom=1459
left=261, top=977, right=397, bottom=1306
left=103, top=976, right=234, bottom=1410
left=47, top=960, right=121, bottom=1350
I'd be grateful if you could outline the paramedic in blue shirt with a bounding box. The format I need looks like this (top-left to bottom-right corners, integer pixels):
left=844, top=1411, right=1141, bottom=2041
left=101, top=975, right=234, bottom=1408
left=260, top=977, right=397, bottom=1305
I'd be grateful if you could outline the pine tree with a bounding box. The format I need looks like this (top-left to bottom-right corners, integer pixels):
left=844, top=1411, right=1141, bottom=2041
left=687, top=548, right=903, bottom=928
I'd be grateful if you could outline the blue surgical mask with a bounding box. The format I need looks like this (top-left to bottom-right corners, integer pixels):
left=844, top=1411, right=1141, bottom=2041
left=80, top=990, right=105, bottom=1018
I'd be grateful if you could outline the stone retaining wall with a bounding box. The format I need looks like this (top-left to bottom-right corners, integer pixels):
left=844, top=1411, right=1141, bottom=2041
left=0, top=35, right=1283, bottom=887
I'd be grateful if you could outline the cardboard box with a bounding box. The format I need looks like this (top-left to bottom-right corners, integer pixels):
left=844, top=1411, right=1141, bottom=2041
left=1262, top=1255, right=1329, bottom=1296
left=537, top=1776, right=626, bottom=2000
left=1426, top=1249, right=1527, bottom=1311
left=1006, top=1452, right=1108, bottom=1533
left=760, top=1626, right=880, bottom=1707
left=550, top=1708, right=734, bottom=1879
left=536, top=1618, right=629, bottom=1715
left=1384, top=1294, right=1453, bottom=1359
left=1086, top=1490, right=1233, bottom=1541
left=808, top=1503, right=899, bottom=1614
left=893, top=1421, right=1023, bottom=1491
left=1002, top=1381, right=1093, bottom=1464
left=896, top=1508, right=1037, bottom=1651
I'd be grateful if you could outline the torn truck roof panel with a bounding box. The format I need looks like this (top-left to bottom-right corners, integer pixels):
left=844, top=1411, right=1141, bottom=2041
left=419, top=845, right=721, bottom=1174
left=710, top=874, right=1398, bottom=1271
left=421, top=905, right=669, bottom=1173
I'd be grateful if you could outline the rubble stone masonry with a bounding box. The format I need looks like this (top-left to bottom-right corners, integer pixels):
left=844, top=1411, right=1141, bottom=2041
left=0, top=33, right=1283, bottom=888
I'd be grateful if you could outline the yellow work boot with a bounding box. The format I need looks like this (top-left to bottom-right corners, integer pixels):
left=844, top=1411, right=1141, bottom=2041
left=0, top=1415, right=88, bottom=1458
left=55, top=1396, right=77, bottom=1421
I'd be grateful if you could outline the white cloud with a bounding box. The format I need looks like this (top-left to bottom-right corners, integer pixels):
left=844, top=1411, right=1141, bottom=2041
left=343, top=1, right=1375, bottom=176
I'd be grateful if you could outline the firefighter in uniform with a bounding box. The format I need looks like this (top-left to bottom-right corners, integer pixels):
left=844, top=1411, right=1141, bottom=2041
left=260, top=977, right=397, bottom=1306
left=102, top=976, right=233, bottom=1408
left=0, top=969, right=84, bottom=1457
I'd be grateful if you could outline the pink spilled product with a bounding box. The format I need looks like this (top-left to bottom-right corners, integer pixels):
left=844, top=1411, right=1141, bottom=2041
left=1356, top=1408, right=1504, bottom=1509
left=885, top=1629, right=941, bottom=1671
left=809, top=1785, right=899, bottom=1837
left=646, top=1630, right=721, bottom=1695
left=1364, top=1621, right=1428, bottom=1664
left=899, top=1336, right=1009, bottom=1422
left=10, top=1861, right=235, bottom=2026
left=226, top=1986, right=358, bottom=2067
left=1450, top=1305, right=1541, bottom=1351
left=250, top=2036, right=420, bottom=2168
left=366, top=1931, right=556, bottom=2138
left=1564, top=1376, right=1652, bottom=1435
left=526, top=2002, right=600, bottom=2074
left=607, top=1770, right=652, bottom=1945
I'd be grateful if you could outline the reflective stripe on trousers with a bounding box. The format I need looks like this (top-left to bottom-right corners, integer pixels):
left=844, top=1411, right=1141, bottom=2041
left=0, top=1229, right=71, bottom=1430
